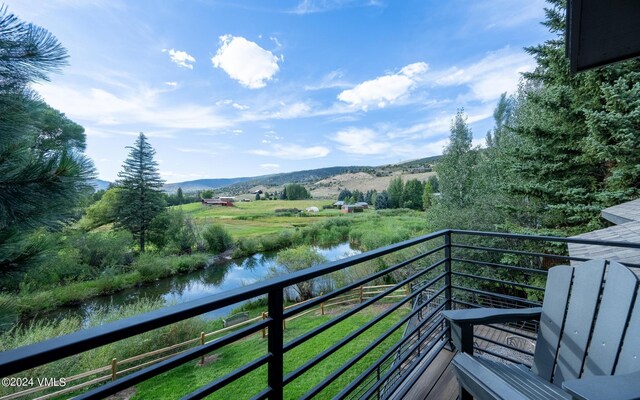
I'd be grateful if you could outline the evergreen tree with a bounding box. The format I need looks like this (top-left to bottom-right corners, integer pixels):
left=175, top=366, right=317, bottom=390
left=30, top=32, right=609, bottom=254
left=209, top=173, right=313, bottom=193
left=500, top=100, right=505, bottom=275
left=364, top=189, right=377, bottom=205
left=115, top=133, right=165, bottom=252
left=284, top=184, right=311, bottom=200
left=387, top=177, right=404, bottom=209
left=279, top=187, right=287, bottom=200
left=375, top=190, right=390, bottom=209
left=0, top=6, right=94, bottom=284
left=255, top=192, right=261, bottom=201
left=176, top=187, right=184, bottom=205
left=402, top=179, right=424, bottom=210
left=503, top=0, right=640, bottom=232
left=338, top=189, right=352, bottom=202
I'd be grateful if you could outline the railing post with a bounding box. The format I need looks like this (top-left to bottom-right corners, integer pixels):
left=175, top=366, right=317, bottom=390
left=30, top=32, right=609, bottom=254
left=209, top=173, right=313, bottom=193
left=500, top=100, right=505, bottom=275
left=267, top=289, right=284, bottom=400
left=444, top=231, right=453, bottom=345
left=262, top=312, right=267, bottom=338
left=200, top=332, right=206, bottom=365
left=111, top=358, right=117, bottom=381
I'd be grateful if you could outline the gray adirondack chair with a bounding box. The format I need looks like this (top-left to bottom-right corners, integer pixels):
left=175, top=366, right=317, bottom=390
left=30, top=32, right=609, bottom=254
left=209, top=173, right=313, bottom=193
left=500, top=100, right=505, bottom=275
left=442, top=260, right=640, bottom=400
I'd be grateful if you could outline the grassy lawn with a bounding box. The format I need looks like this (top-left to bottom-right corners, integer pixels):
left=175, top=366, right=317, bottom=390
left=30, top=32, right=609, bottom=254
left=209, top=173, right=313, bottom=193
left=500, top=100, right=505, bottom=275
left=132, top=304, right=409, bottom=399
left=177, top=200, right=349, bottom=238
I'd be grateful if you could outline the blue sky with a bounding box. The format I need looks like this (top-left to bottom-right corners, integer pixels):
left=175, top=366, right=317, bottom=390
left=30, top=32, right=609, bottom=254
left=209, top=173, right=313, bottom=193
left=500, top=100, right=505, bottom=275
left=8, top=0, right=551, bottom=182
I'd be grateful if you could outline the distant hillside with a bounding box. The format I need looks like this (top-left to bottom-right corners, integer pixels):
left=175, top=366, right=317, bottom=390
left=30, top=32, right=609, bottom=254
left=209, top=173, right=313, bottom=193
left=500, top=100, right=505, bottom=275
left=89, top=179, right=111, bottom=191
left=163, top=155, right=442, bottom=196
left=164, top=177, right=251, bottom=193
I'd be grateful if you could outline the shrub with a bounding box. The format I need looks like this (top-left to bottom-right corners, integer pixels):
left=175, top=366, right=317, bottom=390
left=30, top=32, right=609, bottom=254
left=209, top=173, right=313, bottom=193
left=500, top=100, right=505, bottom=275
left=73, top=231, right=134, bottom=270
left=149, top=210, right=196, bottom=254
left=202, top=224, right=233, bottom=253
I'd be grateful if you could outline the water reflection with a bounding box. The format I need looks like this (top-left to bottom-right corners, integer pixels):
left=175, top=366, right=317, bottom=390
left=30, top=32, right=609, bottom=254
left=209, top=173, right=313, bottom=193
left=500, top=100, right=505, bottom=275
left=12, top=242, right=360, bottom=328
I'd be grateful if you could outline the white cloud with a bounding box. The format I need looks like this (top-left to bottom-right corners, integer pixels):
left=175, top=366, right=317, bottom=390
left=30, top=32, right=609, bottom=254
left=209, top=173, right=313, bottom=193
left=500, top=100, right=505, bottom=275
left=164, top=81, right=178, bottom=87
left=431, top=47, right=534, bottom=102
left=338, top=62, right=428, bottom=110
left=232, top=103, right=249, bottom=110
left=292, top=0, right=384, bottom=14
left=211, top=35, right=282, bottom=89
left=249, top=144, right=330, bottom=159
left=35, top=83, right=231, bottom=133
left=162, top=48, right=196, bottom=69
left=332, top=128, right=390, bottom=155
left=304, top=69, right=352, bottom=91
left=260, top=163, right=280, bottom=170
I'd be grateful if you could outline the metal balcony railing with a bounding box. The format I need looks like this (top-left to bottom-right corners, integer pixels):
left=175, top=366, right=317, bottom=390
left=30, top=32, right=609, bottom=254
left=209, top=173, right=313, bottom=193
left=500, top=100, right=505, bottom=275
left=1, top=229, right=640, bottom=400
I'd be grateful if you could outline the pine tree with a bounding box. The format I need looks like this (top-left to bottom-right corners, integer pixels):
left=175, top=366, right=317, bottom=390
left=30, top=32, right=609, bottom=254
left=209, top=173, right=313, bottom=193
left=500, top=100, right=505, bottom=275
left=176, top=187, right=184, bottom=205
left=503, top=0, right=640, bottom=232
left=0, top=6, right=94, bottom=284
left=387, top=177, right=404, bottom=209
left=375, top=190, right=390, bottom=209
left=115, top=133, right=165, bottom=252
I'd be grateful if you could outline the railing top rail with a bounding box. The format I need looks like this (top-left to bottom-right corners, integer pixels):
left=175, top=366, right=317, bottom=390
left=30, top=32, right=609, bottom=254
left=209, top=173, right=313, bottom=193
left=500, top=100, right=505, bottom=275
left=0, top=229, right=449, bottom=377
left=450, top=229, right=640, bottom=249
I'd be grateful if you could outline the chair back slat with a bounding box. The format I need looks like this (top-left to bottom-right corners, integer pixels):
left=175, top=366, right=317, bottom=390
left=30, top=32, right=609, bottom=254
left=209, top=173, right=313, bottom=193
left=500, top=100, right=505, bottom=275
left=616, top=284, right=640, bottom=375
left=583, top=262, right=638, bottom=377
left=552, top=260, right=606, bottom=385
left=532, top=265, right=574, bottom=381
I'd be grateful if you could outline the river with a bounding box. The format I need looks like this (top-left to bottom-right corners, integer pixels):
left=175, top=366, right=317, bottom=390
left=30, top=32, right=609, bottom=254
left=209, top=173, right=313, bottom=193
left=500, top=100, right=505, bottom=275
left=8, top=242, right=360, bottom=329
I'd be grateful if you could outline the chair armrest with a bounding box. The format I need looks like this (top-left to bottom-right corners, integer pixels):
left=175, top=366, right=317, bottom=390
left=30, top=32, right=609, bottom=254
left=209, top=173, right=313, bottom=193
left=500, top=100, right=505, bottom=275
left=442, top=307, right=542, bottom=325
left=442, top=307, right=542, bottom=354
left=562, top=371, right=640, bottom=400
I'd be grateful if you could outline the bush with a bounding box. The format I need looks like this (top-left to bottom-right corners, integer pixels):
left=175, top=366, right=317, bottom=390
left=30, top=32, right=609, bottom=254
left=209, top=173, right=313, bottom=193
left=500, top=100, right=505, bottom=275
left=202, top=224, right=233, bottom=253
left=73, top=231, right=134, bottom=270
left=149, top=210, right=197, bottom=254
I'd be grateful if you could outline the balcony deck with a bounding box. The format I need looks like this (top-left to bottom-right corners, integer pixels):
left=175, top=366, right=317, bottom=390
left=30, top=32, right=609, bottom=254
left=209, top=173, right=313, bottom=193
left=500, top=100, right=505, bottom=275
left=2, top=230, right=638, bottom=400
left=395, top=324, right=535, bottom=400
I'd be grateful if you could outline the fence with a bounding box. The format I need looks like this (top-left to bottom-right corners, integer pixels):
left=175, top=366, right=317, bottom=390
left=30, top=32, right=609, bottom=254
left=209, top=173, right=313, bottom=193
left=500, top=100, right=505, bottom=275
left=2, top=229, right=640, bottom=400
left=0, top=285, right=407, bottom=400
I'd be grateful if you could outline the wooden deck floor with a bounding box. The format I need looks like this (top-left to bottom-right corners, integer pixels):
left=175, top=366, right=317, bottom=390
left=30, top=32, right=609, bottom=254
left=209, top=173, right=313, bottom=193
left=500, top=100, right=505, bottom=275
left=393, top=324, right=535, bottom=400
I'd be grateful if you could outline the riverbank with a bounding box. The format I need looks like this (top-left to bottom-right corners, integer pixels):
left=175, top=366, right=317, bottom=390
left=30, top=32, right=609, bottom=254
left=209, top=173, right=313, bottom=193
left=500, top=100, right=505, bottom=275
left=0, top=208, right=428, bottom=321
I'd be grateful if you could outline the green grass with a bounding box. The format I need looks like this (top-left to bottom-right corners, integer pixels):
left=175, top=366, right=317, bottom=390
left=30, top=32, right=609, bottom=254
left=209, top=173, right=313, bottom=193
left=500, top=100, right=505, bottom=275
left=177, top=200, right=343, bottom=238
left=132, top=304, right=409, bottom=399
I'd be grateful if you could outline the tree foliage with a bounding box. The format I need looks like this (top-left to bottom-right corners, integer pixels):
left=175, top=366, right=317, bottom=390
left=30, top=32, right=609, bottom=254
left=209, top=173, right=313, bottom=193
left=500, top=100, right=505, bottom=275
left=114, top=133, right=165, bottom=252
left=387, top=177, right=404, bottom=209
left=284, top=183, right=311, bottom=200
left=402, top=179, right=424, bottom=210
left=0, top=6, right=94, bottom=283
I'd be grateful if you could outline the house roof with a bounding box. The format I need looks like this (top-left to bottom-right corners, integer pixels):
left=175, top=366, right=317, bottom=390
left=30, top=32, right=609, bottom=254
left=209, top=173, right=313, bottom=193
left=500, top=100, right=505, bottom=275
left=601, top=198, right=640, bottom=225
left=568, top=220, right=640, bottom=265
left=569, top=198, right=640, bottom=265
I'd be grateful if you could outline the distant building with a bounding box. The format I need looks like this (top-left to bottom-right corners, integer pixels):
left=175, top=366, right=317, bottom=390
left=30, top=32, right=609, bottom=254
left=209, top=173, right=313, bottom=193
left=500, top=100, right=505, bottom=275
left=253, top=190, right=263, bottom=194
left=341, top=204, right=364, bottom=213
left=202, top=198, right=234, bottom=207
left=355, top=202, right=369, bottom=209
left=334, top=200, right=345, bottom=208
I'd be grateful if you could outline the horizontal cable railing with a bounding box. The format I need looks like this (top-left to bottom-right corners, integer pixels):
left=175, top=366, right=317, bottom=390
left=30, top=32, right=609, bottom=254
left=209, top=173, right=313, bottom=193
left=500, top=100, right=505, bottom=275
left=2, top=229, right=640, bottom=399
